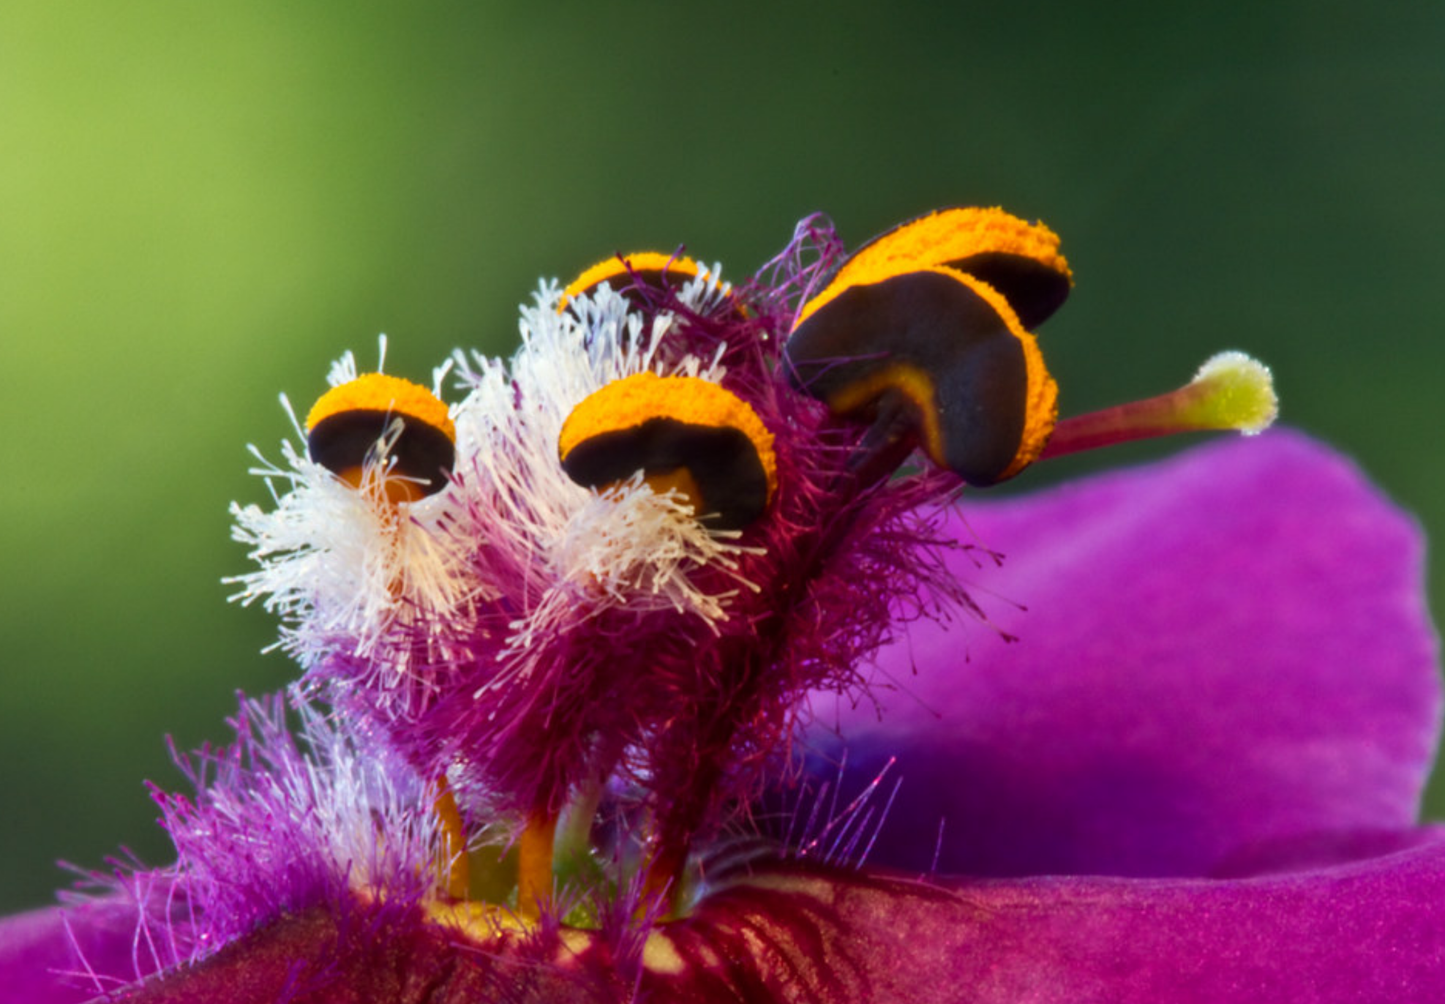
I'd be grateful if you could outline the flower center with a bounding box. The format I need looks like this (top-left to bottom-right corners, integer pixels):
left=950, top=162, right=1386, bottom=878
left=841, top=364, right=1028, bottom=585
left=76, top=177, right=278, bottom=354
left=281, top=207, right=1279, bottom=933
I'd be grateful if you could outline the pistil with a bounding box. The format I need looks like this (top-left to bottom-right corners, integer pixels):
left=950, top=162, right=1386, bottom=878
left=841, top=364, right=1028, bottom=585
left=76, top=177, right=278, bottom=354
left=1041, top=352, right=1277, bottom=460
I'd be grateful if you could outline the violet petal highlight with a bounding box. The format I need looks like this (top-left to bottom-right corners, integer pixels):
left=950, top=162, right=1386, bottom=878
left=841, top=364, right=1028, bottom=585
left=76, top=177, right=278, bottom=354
left=0, top=901, right=144, bottom=1004
left=810, top=430, right=1442, bottom=877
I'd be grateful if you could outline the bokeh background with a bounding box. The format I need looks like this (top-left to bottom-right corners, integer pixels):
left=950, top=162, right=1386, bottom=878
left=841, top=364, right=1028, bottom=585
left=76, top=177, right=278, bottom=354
left=3, top=1, right=1443, bottom=912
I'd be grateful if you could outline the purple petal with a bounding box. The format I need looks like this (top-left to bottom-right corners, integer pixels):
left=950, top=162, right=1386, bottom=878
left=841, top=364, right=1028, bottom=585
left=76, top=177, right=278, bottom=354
left=654, top=839, right=1445, bottom=1003
left=75, top=903, right=632, bottom=1004
left=0, top=900, right=148, bottom=1004
left=808, top=430, right=1441, bottom=877
left=92, top=839, right=1445, bottom=1003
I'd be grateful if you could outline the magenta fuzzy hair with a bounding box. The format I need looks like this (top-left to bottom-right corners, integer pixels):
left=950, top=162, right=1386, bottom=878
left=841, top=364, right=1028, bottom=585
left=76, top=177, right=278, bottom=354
left=67, top=691, right=666, bottom=1001
left=74, top=693, right=437, bottom=979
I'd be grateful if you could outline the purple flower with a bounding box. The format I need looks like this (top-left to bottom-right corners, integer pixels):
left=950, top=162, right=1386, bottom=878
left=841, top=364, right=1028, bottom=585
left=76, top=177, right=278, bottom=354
left=4, top=432, right=1442, bottom=1002
left=5, top=209, right=1442, bottom=1001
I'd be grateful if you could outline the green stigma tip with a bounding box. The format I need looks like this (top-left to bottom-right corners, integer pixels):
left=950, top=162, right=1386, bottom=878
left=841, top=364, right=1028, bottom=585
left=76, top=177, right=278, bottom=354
left=1185, top=351, right=1278, bottom=435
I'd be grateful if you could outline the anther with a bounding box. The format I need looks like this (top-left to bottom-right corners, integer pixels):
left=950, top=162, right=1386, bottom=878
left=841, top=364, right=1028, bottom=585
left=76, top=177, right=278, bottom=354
left=305, top=373, right=455, bottom=500
left=558, top=372, right=777, bottom=529
left=559, top=252, right=709, bottom=314
left=786, top=207, right=1070, bottom=486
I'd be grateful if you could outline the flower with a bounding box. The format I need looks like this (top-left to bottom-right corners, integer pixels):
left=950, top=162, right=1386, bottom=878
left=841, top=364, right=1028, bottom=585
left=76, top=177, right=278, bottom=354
left=6, top=209, right=1442, bottom=1002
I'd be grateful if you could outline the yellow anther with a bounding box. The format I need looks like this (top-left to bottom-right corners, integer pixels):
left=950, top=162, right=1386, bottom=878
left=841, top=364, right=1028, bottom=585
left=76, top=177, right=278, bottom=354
left=559, top=372, right=778, bottom=528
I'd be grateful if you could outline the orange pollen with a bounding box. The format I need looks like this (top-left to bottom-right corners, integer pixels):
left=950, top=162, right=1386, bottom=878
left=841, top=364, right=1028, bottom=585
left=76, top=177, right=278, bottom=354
left=306, top=373, right=455, bottom=443
left=558, top=372, right=778, bottom=503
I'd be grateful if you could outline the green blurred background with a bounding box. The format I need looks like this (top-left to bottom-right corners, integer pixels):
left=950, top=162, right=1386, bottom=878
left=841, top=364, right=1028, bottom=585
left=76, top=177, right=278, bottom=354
left=3, top=1, right=1443, bottom=911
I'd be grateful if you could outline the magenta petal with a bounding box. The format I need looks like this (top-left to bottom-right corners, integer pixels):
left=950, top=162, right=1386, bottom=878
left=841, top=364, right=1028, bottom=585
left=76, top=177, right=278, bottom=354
left=657, top=840, right=1445, bottom=1002
left=35, top=842, right=1445, bottom=1003
left=0, top=901, right=147, bottom=1004
left=19, top=905, right=632, bottom=1004
left=810, top=430, right=1442, bottom=877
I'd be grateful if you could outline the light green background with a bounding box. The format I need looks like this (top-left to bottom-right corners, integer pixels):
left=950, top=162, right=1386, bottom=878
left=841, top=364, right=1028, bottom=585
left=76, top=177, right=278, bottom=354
left=3, top=2, right=1443, bottom=911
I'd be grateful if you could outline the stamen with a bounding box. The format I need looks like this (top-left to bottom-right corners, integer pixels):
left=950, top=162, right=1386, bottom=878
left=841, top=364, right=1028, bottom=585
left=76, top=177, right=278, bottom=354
left=785, top=207, right=1071, bottom=488
left=1041, top=351, right=1278, bottom=460
left=559, top=251, right=707, bottom=313
left=306, top=373, right=456, bottom=497
left=799, top=206, right=1073, bottom=330
left=559, top=372, right=778, bottom=529
left=313, top=380, right=469, bottom=899
left=516, top=808, right=559, bottom=919
left=786, top=267, right=1057, bottom=487
left=432, top=779, right=471, bottom=901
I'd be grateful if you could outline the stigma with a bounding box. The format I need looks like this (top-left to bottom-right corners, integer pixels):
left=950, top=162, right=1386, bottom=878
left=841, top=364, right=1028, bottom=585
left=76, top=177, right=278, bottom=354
left=1041, top=351, right=1278, bottom=459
